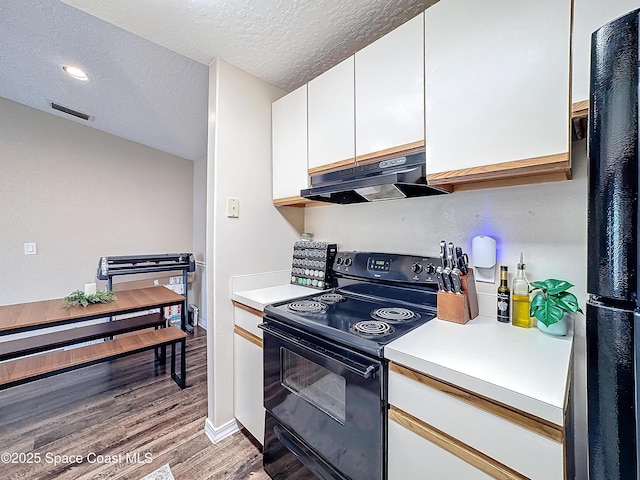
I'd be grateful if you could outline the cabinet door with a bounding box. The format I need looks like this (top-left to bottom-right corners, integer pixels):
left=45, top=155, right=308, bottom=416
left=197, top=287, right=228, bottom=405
left=425, top=0, right=572, bottom=187
left=572, top=0, right=640, bottom=106
left=388, top=418, right=492, bottom=480
left=308, top=56, right=355, bottom=173
left=233, top=306, right=264, bottom=444
left=355, top=13, right=425, bottom=162
left=272, top=85, right=308, bottom=202
left=234, top=333, right=264, bottom=444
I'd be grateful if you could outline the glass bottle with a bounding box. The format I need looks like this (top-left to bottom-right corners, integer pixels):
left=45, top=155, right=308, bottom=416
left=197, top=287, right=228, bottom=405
left=511, top=253, right=532, bottom=328
left=497, top=266, right=510, bottom=323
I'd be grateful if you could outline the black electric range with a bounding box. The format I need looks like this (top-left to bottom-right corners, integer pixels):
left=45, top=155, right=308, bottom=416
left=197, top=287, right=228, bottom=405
left=261, top=251, right=441, bottom=480
left=264, top=251, right=440, bottom=358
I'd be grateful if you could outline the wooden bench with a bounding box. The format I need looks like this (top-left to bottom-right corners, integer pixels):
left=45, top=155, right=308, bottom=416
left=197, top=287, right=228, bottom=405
left=0, top=286, right=188, bottom=390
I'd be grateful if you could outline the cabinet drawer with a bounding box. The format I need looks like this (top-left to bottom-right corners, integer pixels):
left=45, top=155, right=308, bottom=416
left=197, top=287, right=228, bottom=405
left=389, top=417, right=492, bottom=480
left=389, top=363, right=565, bottom=479
left=233, top=304, right=263, bottom=339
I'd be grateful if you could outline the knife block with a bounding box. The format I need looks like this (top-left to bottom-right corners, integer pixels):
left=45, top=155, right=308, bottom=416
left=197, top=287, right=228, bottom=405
left=437, top=268, right=479, bottom=324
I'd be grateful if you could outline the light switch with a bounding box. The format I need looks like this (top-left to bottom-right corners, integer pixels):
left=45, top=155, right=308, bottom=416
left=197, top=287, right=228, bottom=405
left=226, top=197, right=239, bottom=218
left=24, top=242, right=37, bottom=255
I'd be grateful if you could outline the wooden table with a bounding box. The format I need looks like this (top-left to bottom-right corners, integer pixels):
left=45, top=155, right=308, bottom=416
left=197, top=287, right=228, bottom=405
left=0, top=286, right=185, bottom=334
left=0, top=286, right=187, bottom=390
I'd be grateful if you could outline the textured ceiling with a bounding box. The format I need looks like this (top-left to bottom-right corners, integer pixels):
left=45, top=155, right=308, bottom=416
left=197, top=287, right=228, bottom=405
left=60, top=0, right=437, bottom=92
left=1, top=0, right=437, bottom=162
left=0, top=0, right=209, bottom=160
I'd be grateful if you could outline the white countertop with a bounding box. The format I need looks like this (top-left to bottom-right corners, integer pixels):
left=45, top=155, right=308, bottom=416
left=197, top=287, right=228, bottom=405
left=231, top=284, right=315, bottom=312
left=385, top=315, right=573, bottom=426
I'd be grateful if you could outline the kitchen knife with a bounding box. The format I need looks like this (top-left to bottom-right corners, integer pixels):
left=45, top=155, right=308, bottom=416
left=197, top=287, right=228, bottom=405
left=442, top=266, right=453, bottom=292
left=450, top=269, right=463, bottom=294
left=435, top=266, right=446, bottom=291
left=459, top=252, right=469, bottom=275
left=447, top=242, right=456, bottom=271
left=439, top=241, right=447, bottom=269
left=455, top=246, right=463, bottom=271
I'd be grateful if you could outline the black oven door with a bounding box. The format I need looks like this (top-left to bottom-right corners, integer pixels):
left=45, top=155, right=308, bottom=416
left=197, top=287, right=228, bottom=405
left=261, top=318, right=385, bottom=480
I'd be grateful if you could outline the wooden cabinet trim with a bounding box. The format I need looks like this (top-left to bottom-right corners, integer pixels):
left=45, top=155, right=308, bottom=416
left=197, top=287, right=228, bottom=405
left=308, top=158, right=356, bottom=176
left=273, top=196, right=329, bottom=208
left=232, top=301, right=264, bottom=319
left=273, top=196, right=307, bottom=208
left=571, top=100, right=588, bottom=141
left=571, top=100, right=588, bottom=119
left=389, top=405, right=527, bottom=480
left=451, top=171, right=571, bottom=192
left=390, top=362, right=564, bottom=443
left=355, top=141, right=426, bottom=165
left=426, top=152, right=570, bottom=186
left=234, top=325, right=263, bottom=348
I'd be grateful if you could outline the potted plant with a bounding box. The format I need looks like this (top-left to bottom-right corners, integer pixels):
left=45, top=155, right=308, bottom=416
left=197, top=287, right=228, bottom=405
left=529, top=279, right=583, bottom=336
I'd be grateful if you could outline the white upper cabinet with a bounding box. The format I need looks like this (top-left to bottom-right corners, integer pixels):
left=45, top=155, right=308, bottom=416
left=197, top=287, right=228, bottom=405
left=355, top=13, right=425, bottom=161
left=308, top=56, right=355, bottom=173
left=425, top=0, right=572, bottom=187
left=572, top=0, right=640, bottom=106
left=272, top=84, right=308, bottom=202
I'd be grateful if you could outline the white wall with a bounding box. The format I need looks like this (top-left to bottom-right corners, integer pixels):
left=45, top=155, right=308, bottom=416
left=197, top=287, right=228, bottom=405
left=205, top=59, right=304, bottom=435
left=0, top=97, right=194, bottom=305
left=305, top=141, right=588, bottom=478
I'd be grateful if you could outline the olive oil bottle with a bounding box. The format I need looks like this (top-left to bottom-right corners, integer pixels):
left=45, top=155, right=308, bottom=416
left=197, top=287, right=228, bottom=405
left=497, top=266, right=510, bottom=323
left=511, top=253, right=533, bottom=328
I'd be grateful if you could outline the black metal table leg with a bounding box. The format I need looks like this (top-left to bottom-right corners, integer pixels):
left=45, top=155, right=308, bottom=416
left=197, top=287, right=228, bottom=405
left=171, top=339, right=186, bottom=389
left=154, top=325, right=167, bottom=363
left=182, top=270, right=193, bottom=334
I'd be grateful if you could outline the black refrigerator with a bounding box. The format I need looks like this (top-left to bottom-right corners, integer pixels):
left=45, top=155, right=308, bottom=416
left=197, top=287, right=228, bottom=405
left=587, top=8, right=640, bottom=480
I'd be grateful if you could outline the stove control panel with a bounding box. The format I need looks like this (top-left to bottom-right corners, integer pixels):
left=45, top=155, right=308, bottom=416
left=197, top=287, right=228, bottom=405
left=333, top=252, right=440, bottom=285
left=291, top=241, right=337, bottom=289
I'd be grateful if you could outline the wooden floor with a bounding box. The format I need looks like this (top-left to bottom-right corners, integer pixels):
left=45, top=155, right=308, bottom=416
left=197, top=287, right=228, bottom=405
left=0, top=327, right=270, bottom=480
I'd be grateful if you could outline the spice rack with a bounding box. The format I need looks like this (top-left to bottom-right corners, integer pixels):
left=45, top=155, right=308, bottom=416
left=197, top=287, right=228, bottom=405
left=290, top=241, right=337, bottom=290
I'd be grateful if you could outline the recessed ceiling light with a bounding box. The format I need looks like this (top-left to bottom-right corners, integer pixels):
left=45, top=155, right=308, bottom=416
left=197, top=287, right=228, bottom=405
left=62, top=65, right=89, bottom=81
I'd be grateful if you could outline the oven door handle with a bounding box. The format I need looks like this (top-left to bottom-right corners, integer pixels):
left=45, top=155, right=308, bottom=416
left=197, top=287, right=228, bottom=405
left=259, top=323, right=378, bottom=379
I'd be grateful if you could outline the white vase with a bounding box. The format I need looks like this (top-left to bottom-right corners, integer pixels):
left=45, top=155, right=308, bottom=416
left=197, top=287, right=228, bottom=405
left=536, top=312, right=570, bottom=336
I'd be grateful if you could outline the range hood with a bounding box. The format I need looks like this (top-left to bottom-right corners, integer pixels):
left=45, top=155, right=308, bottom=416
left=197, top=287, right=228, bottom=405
left=301, top=152, right=450, bottom=204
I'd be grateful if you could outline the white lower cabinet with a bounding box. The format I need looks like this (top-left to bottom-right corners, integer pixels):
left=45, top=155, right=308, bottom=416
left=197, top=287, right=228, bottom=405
left=233, top=305, right=264, bottom=444
left=388, top=417, right=492, bottom=480
left=388, top=363, right=567, bottom=479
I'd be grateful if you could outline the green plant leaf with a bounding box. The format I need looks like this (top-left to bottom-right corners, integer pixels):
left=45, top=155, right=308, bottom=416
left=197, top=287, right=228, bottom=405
left=529, top=293, right=545, bottom=317
left=530, top=281, right=547, bottom=290
left=530, top=295, right=563, bottom=326
left=545, top=279, right=574, bottom=296
left=534, top=301, right=565, bottom=327
left=554, top=292, right=583, bottom=313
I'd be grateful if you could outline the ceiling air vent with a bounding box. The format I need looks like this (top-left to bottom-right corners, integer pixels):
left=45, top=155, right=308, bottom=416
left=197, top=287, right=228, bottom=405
left=50, top=102, right=92, bottom=121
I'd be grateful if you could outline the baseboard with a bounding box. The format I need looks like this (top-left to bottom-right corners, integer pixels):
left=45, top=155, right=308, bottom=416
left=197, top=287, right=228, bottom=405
left=198, top=317, right=207, bottom=330
left=204, top=417, right=239, bottom=444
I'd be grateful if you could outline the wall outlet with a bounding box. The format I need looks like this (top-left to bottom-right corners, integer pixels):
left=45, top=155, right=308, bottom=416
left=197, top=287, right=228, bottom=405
left=226, top=197, right=239, bottom=218
left=475, top=266, right=496, bottom=283
left=24, top=242, right=37, bottom=255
